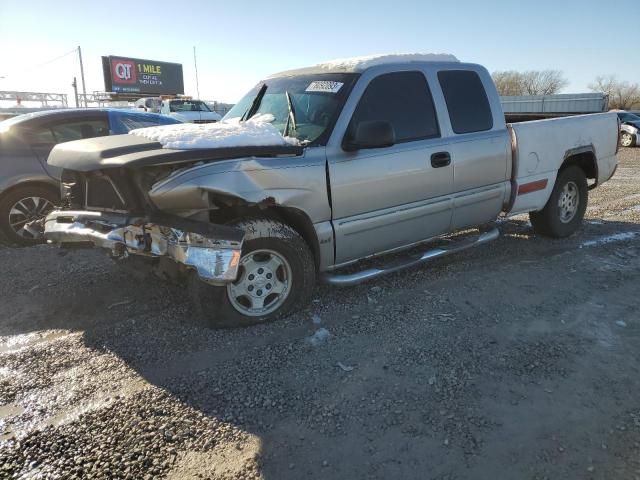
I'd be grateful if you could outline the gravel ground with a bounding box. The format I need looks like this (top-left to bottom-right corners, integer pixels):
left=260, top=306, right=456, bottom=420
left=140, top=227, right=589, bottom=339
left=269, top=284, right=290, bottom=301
left=1, top=148, right=640, bottom=479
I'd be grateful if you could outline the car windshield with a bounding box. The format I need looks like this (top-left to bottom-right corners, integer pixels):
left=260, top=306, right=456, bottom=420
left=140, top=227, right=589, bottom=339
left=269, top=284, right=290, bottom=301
left=145, top=99, right=160, bottom=108
left=223, top=73, right=359, bottom=145
left=170, top=100, right=211, bottom=112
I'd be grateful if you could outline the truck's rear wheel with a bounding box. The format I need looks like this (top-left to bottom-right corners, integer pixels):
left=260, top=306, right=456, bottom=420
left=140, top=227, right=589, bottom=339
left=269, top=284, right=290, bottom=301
left=189, top=218, right=316, bottom=328
left=529, top=166, right=587, bottom=238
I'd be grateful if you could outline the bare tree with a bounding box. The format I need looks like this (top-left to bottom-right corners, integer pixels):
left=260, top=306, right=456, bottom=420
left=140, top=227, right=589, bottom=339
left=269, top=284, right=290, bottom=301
left=588, top=75, right=640, bottom=110
left=521, top=70, right=568, bottom=95
left=492, top=70, right=568, bottom=96
left=492, top=71, right=526, bottom=96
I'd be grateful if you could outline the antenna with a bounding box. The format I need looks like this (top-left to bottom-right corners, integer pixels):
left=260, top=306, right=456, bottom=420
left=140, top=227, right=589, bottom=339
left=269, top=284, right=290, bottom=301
left=193, top=46, right=201, bottom=100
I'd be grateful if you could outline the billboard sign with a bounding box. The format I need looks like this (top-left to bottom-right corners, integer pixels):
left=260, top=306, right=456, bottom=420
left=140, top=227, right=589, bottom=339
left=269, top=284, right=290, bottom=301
left=102, top=56, right=184, bottom=95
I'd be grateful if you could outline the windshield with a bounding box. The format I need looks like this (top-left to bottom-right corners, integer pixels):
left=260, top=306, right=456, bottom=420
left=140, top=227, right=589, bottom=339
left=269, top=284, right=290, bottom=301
left=145, top=98, right=161, bottom=108
left=169, top=100, right=211, bottom=112
left=224, top=73, right=359, bottom=145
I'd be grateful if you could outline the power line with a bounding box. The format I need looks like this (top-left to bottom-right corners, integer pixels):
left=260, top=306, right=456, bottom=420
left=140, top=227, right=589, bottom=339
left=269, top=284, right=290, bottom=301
left=2, top=47, right=78, bottom=78
left=35, top=48, right=78, bottom=69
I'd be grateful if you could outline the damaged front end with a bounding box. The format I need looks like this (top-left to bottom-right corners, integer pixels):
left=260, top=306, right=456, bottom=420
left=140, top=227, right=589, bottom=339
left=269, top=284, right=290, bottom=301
left=39, top=134, right=259, bottom=285
left=41, top=133, right=307, bottom=284
left=44, top=209, right=244, bottom=284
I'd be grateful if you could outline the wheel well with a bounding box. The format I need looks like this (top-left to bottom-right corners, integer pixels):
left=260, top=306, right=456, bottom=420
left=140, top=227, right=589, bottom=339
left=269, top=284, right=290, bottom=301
left=276, top=207, right=321, bottom=268
left=210, top=203, right=321, bottom=270
left=561, top=150, right=597, bottom=181
left=0, top=181, right=60, bottom=201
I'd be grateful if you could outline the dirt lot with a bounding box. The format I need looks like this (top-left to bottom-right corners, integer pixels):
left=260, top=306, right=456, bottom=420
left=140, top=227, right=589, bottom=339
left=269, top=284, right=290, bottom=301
left=1, top=148, right=640, bottom=480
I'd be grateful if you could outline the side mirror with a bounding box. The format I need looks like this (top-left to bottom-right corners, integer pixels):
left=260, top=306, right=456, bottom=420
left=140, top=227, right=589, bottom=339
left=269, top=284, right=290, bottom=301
left=343, top=120, right=395, bottom=152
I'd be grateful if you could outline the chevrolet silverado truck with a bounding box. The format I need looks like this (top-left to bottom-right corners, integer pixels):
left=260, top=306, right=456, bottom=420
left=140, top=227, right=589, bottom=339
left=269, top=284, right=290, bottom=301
left=42, top=54, right=620, bottom=327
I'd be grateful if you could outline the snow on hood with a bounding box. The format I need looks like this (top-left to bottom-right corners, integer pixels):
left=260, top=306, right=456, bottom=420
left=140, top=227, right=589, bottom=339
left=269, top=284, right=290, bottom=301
left=317, top=53, right=459, bottom=71
left=129, top=114, right=299, bottom=150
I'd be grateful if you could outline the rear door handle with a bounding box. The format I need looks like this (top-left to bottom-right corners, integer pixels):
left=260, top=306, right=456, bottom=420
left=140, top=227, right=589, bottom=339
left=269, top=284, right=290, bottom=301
left=431, top=151, right=451, bottom=168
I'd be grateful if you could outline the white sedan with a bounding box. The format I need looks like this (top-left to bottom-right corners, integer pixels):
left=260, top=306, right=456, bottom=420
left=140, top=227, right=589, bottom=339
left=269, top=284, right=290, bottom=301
left=160, top=99, right=222, bottom=124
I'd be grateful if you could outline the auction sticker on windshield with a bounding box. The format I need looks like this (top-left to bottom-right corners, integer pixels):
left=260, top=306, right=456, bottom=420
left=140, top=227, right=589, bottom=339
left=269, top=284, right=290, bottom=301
left=305, top=81, right=344, bottom=93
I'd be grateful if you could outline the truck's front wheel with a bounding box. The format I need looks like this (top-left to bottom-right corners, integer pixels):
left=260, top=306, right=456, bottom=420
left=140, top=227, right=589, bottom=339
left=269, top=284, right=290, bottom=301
left=529, top=166, right=588, bottom=238
left=189, top=218, right=316, bottom=328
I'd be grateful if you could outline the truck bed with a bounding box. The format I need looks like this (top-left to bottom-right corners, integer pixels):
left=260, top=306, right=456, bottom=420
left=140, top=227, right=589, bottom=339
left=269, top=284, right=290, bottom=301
left=506, top=112, right=619, bottom=216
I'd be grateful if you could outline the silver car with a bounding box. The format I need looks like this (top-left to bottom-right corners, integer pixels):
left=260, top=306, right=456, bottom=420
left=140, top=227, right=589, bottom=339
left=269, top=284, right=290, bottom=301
left=0, top=109, right=180, bottom=245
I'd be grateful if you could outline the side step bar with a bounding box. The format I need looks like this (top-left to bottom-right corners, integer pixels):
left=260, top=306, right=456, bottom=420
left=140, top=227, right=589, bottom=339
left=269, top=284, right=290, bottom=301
left=323, top=227, right=499, bottom=287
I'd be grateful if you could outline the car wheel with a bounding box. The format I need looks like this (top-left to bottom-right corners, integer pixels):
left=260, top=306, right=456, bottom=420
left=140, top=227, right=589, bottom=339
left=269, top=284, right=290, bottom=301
left=620, top=132, right=635, bottom=148
left=0, top=185, right=58, bottom=246
left=189, top=218, right=316, bottom=328
left=529, top=166, right=588, bottom=238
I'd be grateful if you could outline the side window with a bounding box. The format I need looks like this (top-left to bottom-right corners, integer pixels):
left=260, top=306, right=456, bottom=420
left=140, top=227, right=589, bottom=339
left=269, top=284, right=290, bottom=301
left=24, top=127, right=57, bottom=145
left=49, top=119, right=110, bottom=143
left=438, top=70, right=493, bottom=134
left=349, top=71, right=440, bottom=143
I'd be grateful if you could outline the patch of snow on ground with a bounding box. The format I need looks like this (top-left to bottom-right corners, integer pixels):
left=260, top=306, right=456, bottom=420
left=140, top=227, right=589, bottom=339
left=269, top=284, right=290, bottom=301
left=580, top=231, right=640, bottom=248
left=317, top=53, right=459, bottom=71
left=307, top=328, right=331, bottom=347
left=129, top=114, right=299, bottom=149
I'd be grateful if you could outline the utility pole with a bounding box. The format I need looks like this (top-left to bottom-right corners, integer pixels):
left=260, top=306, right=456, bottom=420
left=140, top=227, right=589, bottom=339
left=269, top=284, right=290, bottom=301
left=193, top=46, right=200, bottom=100
left=72, top=77, right=79, bottom=107
left=77, top=46, right=87, bottom=107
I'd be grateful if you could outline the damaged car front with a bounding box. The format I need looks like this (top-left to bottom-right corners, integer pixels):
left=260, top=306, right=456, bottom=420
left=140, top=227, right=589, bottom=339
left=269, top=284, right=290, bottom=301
left=43, top=71, right=359, bottom=326
left=42, top=134, right=251, bottom=284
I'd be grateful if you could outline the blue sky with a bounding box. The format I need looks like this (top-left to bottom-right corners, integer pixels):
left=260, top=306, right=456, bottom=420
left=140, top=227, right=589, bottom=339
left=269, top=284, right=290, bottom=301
left=0, top=0, right=634, bottom=103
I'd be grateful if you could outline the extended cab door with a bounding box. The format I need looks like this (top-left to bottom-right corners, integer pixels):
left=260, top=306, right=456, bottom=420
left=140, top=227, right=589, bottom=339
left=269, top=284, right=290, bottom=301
left=327, top=69, right=454, bottom=265
left=434, top=69, right=510, bottom=229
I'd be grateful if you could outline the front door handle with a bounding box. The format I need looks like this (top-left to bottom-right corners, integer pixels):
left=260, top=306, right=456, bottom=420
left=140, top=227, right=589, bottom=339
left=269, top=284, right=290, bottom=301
left=431, top=152, right=451, bottom=168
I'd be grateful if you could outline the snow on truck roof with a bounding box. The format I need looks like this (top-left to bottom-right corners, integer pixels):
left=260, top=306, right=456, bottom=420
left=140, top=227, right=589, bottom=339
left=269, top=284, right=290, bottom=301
left=270, top=53, right=459, bottom=77
left=317, top=53, right=459, bottom=70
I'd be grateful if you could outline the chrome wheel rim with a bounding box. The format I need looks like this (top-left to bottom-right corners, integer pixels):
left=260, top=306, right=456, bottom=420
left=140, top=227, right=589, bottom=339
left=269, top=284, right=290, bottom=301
left=8, top=196, right=55, bottom=239
left=558, top=181, right=579, bottom=223
left=227, top=249, right=292, bottom=317
left=621, top=133, right=633, bottom=147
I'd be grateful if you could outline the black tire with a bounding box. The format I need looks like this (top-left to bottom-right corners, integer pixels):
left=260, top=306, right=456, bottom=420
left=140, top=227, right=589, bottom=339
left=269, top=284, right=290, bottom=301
left=529, top=166, right=588, bottom=238
left=0, top=185, right=59, bottom=246
left=620, top=131, right=636, bottom=148
left=189, top=218, right=316, bottom=328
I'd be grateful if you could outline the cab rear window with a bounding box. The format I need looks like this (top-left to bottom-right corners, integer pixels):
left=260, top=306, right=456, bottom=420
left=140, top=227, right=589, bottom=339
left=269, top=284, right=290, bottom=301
left=438, top=70, right=493, bottom=134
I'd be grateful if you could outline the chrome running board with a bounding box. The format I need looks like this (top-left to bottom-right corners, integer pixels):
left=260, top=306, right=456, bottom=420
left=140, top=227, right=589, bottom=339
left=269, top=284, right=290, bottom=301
left=323, top=227, right=499, bottom=287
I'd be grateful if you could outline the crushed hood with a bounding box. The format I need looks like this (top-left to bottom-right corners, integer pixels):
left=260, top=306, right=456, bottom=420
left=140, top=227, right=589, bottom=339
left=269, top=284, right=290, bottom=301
left=47, top=134, right=304, bottom=172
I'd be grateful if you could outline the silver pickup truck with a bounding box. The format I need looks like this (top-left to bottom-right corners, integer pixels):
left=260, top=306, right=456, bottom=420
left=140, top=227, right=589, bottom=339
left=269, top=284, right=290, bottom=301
left=43, top=54, right=620, bottom=327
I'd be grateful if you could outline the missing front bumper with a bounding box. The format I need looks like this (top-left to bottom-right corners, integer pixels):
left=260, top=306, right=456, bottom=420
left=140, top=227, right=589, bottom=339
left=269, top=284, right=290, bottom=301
left=44, top=210, right=244, bottom=284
